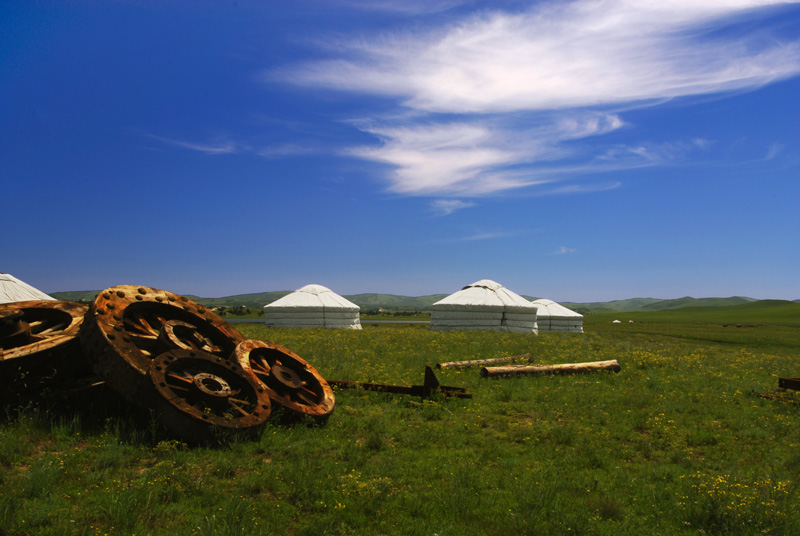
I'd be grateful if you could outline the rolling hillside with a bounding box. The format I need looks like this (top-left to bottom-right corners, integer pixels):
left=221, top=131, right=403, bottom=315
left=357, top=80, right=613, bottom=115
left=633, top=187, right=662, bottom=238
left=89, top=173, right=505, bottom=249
left=601, top=299, right=800, bottom=325
left=563, top=296, right=756, bottom=313
left=50, top=289, right=768, bottom=313
left=346, top=293, right=447, bottom=311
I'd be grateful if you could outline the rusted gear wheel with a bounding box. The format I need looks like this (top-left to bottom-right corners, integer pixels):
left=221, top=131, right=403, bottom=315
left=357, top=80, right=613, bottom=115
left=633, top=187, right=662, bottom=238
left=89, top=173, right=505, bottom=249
left=233, top=339, right=335, bottom=421
left=0, top=300, right=90, bottom=396
left=80, top=285, right=245, bottom=399
left=150, top=349, right=271, bottom=442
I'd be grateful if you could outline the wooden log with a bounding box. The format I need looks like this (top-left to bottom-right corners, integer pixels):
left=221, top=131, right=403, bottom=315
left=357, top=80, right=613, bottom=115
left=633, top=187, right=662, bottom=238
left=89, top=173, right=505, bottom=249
left=436, top=353, right=532, bottom=370
left=481, top=359, right=621, bottom=378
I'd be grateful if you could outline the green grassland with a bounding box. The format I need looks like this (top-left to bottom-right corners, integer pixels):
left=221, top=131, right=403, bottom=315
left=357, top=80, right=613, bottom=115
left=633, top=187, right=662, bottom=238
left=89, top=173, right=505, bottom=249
left=1, top=302, right=799, bottom=535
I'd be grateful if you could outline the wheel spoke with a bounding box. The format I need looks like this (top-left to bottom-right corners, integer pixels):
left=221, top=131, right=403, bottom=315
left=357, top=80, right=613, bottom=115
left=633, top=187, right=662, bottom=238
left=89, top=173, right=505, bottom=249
left=227, top=399, right=251, bottom=416
left=0, top=300, right=88, bottom=393
left=167, top=372, right=193, bottom=384
left=126, top=332, right=158, bottom=342
left=295, top=391, right=316, bottom=405
left=125, top=314, right=156, bottom=336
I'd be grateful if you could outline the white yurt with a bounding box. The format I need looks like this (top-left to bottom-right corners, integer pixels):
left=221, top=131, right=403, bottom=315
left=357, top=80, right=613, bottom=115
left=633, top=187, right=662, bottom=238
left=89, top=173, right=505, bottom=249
left=530, top=299, right=584, bottom=333
left=430, top=279, right=538, bottom=334
left=0, top=273, right=56, bottom=304
left=263, top=284, right=362, bottom=329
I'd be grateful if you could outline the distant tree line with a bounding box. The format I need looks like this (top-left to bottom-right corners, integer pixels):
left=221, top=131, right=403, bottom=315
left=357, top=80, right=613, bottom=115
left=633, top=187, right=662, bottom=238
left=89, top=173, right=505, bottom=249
left=361, top=309, right=430, bottom=317
left=215, top=306, right=263, bottom=317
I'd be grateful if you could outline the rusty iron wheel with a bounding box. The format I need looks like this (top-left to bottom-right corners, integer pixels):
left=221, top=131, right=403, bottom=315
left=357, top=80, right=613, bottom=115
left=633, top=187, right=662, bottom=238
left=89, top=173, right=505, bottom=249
left=0, top=300, right=90, bottom=396
left=150, top=349, right=271, bottom=440
left=234, top=339, right=335, bottom=420
left=80, top=285, right=246, bottom=399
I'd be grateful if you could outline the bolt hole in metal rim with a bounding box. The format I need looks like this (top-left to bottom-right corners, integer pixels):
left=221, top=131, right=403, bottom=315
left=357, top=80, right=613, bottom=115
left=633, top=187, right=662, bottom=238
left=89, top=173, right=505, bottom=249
left=85, top=285, right=246, bottom=376
left=150, top=349, right=271, bottom=431
left=234, top=339, right=335, bottom=419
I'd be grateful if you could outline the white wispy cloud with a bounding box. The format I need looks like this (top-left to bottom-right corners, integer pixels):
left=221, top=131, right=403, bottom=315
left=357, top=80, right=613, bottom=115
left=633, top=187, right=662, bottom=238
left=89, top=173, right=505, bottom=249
left=277, top=0, right=800, bottom=198
left=148, top=135, right=243, bottom=155
left=333, top=0, right=466, bottom=15
left=423, top=227, right=538, bottom=243
left=149, top=135, right=316, bottom=160
left=460, top=231, right=513, bottom=241
left=550, top=246, right=577, bottom=255
left=292, top=1, right=800, bottom=112
left=429, top=230, right=519, bottom=243
left=765, top=143, right=785, bottom=160
left=257, top=144, right=316, bottom=158
left=527, top=181, right=622, bottom=197
left=348, top=113, right=624, bottom=196
left=431, top=199, right=475, bottom=215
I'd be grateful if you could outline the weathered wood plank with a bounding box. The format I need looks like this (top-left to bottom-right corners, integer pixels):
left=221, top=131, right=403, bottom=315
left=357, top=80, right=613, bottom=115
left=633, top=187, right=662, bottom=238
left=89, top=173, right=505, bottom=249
left=481, top=359, right=621, bottom=378
left=436, top=353, right=532, bottom=369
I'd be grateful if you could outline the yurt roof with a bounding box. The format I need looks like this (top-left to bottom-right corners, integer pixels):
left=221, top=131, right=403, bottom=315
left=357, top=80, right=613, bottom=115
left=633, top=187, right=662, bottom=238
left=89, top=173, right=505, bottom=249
left=265, top=284, right=359, bottom=311
left=0, top=273, right=56, bottom=304
left=530, top=299, right=583, bottom=318
left=433, top=279, right=535, bottom=310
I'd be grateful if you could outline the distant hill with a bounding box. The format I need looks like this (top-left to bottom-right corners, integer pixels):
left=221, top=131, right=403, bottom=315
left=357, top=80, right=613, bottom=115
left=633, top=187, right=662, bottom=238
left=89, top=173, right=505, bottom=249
left=561, top=296, right=756, bottom=312
left=561, top=298, right=664, bottom=312
left=182, top=292, right=291, bottom=309
left=48, top=290, right=291, bottom=309
left=590, top=299, right=800, bottom=326
left=50, top=289, right=762, bottom=313
left=49, top=290, right=101, bottom=303
left=639, top=296, right=755, bottom=311
left=346, top=293, right=447, bottom=311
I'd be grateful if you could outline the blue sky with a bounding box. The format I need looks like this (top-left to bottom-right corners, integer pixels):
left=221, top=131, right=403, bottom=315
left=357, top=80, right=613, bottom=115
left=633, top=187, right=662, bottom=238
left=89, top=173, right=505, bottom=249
left=2, top=0, right=799, bottom=301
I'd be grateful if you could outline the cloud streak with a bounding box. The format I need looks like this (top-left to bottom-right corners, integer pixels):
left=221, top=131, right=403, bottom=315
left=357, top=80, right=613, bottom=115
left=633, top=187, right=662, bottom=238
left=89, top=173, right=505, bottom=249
left=148, top=135, right=242, bottom=155
left=550, top=246, right=577, bottom=255
left=425, top=229, right=531, bottom=244
left=277, top=0, right=800, bottom=198
left=348, top=112, right=624, bottom=196
left=149, top=134, right=317, bottom=160
left=292, top=0, right=800, bottom=112
left=431, top=199, right=475, bottom=215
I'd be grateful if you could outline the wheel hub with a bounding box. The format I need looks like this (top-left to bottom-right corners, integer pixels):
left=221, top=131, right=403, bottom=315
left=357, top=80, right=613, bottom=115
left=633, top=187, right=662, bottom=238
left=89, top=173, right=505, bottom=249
left=271, top=363, right=303, bottom=389
left=192, top=372, right=232, bottom=398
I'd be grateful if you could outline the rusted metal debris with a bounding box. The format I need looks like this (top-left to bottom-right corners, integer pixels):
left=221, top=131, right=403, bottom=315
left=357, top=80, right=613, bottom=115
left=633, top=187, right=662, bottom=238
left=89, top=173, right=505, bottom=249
left=328, top=366, right=472, bottom=399
left=79, top=285, right=246, bottom=385
left=150, top=349, right=272, bottom=442
left=234, top=339, right=335, bottom=421
left=1, top=285, right=339, bottom=443
left=753, top=378, right=800, bottom=406
left=778, top=378, right=800, bottom=391
left=753, top=389, right=800, bottom=406
left=1, top=300, right=90, bottom=398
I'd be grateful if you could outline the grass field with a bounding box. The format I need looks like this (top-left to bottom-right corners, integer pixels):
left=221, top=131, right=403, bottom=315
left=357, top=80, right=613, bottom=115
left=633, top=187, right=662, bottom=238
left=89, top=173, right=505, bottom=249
left=1, top=302, right=799, bottom=535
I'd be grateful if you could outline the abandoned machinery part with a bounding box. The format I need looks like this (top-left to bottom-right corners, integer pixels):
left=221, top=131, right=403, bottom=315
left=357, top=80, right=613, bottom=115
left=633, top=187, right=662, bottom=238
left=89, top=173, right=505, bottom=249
left=0, top=300, right=91, bottom=396
left=150, top=349, right=272, bottom=442
left=328, top=366, right=472, bottom=399
left=234, top=339, right=335, bottom=420
left=753, top=378, right=800, bottom=406
left=79, top=285, right=247, bottom=401
left=778, top=378, right=800, bottom=391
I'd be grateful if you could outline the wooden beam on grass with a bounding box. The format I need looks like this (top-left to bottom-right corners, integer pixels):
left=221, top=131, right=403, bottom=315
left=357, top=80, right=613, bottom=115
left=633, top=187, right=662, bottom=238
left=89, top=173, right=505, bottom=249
left=481, top=359, right=621, bottom=378
left=436, top=353, right=532, bottom=370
